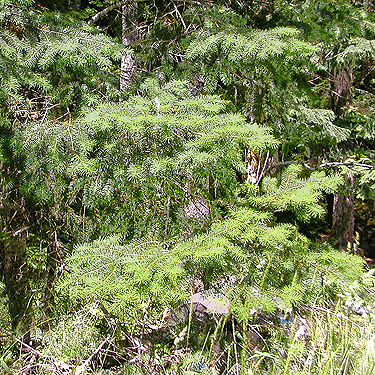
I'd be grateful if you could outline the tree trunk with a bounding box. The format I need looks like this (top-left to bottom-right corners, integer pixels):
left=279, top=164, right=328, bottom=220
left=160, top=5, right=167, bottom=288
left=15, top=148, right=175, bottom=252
left=332, top=175, right=355, bottom=251
left=1, top=165, right=32, bottom=334
left=43, top=231, right=62, bottom=321
left=330, top=65, right=353, bottom=117
left=329, top=61, right=355, bottom=251
left=120, top=1, right=137, bottom=92
left=2, top=234, right=32, bottom=334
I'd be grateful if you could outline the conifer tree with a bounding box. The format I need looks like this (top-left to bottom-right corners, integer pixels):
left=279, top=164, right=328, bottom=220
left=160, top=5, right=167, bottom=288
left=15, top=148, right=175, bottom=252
left=273, top=0, right=375, bottom=249
left=0, top=0, right=124, bottom=332
left=1, top=2, right=375, bottom=373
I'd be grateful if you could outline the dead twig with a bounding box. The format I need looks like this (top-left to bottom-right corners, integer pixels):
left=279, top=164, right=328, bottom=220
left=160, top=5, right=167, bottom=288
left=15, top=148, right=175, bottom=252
left=89, top=2, right=123, bottom=25
left=79, top=338, right=110, bottom=371
left=0, top=328, right=47, bottom=359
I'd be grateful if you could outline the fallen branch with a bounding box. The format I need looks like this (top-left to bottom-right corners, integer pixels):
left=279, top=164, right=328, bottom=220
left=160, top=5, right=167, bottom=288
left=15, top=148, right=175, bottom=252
left=0, top=328, right=47, bottom=359
left=0, top=328, right=74, bottom=374
left=80, top=338, right=109, bottom=369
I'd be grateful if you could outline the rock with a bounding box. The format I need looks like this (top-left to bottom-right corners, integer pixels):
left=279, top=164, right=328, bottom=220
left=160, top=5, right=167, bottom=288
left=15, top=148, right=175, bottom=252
left=190, top=291, right=230, bottom=315
left=184, top=199, right=210, bottom=220
left=168, top=290, right=230, bottom=326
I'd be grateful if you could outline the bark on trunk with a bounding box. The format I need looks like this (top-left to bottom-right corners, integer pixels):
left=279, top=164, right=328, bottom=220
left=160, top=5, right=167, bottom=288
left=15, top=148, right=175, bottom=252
left=332, top=175, right=355, bottom=251
left=43, top=231, right=62, bottom=320
left=331, top=66, right=353, bottom=117
left=1, top=166, right=32, bottom=334
left=120, top=1, right=137, bottom=92
left=2, top=234, right=31, bottom=333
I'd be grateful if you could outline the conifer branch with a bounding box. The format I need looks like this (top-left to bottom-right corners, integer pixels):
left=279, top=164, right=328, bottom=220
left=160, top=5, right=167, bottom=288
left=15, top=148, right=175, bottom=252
left=88, top=2, right=123, bottom=25
left=264, top=160, right=375, bottom=176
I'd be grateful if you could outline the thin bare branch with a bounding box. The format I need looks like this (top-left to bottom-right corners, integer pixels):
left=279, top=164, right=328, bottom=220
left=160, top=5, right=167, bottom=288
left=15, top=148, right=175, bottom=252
left=81, top=338, right=110, bottom=369
left=263, top=160, right=375, bottom=176
left=0, top=328, right=48, bottom=359
left=88, top=2, right=123, bottom=25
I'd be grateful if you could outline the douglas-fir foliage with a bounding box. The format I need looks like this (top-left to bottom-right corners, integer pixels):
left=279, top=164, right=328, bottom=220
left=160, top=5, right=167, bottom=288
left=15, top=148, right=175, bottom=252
left=1, top=0, right=375, bottom=374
